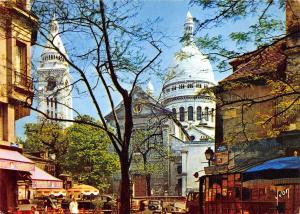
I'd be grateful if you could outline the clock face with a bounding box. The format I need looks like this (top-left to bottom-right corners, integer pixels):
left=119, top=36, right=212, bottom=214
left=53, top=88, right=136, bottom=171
left=47, top=77, right=57, bottom=91
left=133, top=103, right=142, bottom=114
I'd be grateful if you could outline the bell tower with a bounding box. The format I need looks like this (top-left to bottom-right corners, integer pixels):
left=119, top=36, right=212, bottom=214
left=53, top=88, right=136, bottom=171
left=37, top=16, right=73, bottom=126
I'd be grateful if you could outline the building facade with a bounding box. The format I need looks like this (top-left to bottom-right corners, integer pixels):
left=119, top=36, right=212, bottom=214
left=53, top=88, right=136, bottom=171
left=201, top=1, right=300, bottom=213
left=106, top=86, right=189, bottom=196
left=162, top=12, right=216, bottom=196
left=37, top=16, right=73, bottom=126
left=0, top=0, right=38, bottom=211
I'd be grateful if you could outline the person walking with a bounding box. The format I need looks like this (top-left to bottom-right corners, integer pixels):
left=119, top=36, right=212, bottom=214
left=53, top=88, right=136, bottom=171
left=69, top=197, right=79, bottom=214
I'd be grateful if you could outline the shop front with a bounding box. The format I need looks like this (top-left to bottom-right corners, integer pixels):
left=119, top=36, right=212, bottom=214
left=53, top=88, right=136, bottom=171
left=0, top=148, right=35, bottom=212
left=202, top=156, right=300, bottom=214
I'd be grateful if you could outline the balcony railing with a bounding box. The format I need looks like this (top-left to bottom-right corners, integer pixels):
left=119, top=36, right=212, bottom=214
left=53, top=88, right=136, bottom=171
left=14, top=71, right=33, bottom=90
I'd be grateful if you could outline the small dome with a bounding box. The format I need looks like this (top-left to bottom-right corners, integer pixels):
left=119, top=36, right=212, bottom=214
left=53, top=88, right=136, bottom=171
left=165, top=44, right=215, bottom=85
left=41, top=15, right=68, bottom=61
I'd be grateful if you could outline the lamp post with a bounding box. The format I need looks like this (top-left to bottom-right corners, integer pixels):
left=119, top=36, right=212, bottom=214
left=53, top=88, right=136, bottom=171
left=205, top=147, right=214, bottom=166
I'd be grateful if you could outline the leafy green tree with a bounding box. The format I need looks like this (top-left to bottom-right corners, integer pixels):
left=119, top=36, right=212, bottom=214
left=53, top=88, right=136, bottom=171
left=21, top=122, right=68, bottom=177
left=64, top=116, right=120, bottom=191
left=22, top=116, right=120, bottom=192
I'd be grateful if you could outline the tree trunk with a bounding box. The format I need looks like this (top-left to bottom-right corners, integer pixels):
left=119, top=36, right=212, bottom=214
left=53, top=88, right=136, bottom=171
left=146, top=173, right=151, bottom=196
left=119, top=153, right=131, bottom=214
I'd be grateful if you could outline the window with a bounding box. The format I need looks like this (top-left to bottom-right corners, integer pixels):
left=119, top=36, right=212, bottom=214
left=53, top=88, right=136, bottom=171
left=179, top=107, right=185, bottom=122
left=16, top=41, right=27, bottom=75
left=172, top=86, right=177, bottom=91
left=187, top=84, right=193, bottom=88
left=196, top=83, right=201, bottom=88
left=179, top=84, right=185, bottom=89
left=205, top=107, right=209, bottom=121
left=211, top=108, right=215, bottom=122
left=47, top=77, right=57, bottom=91
left=172, top=108, right=176, bottom=119
left=197, top=106, right=202, bottom=120
left=188, top=106, right=193, bottom=121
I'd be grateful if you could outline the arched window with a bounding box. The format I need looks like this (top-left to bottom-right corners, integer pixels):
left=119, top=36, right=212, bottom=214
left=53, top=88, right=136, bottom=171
left=179, top=107, right=185, bottom=122
left=188, top=106, right=193, bottom=121
left=172, top=108, right=176, bottom=119
left=211, top=108, right=215, bottom=122
left=197, top=106, right=202, bottom=120
left=205, top=107, right=209, bottom=121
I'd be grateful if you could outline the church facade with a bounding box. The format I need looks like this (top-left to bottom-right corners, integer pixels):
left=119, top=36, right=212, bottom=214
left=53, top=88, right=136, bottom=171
left=37, top=16, right=73, bottom=126
left=105, top=12, right=216, bottom=196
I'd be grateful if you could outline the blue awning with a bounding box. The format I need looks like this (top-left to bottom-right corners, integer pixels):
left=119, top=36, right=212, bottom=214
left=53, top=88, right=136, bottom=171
left=245, top=156, right=300, bottom=173
left=243, top=156, right=300, bottom=181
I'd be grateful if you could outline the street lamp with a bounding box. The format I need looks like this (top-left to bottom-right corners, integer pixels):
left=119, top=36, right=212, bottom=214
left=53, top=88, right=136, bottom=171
left=205, top=147, right=214, bottom=166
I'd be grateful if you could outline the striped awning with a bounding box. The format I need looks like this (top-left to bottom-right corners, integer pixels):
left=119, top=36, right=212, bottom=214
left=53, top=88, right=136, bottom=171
left=0, top=148, right=35, bottom=172
left=67, top=184, right=99, bottom=196
left=36, top=188, right=67, bottom=197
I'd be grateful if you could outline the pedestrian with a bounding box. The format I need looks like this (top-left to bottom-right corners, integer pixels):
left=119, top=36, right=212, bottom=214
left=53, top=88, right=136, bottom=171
left=69, top=197, right=79, bottom=214
left=102, top=197, right=112, bottom=214
left=30, top=206, right=39, bottom=214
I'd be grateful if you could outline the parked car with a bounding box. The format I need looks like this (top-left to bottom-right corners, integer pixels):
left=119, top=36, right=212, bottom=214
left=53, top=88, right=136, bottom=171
left=17, top=199, right=37, bottom=213
left=148, top=200, right=163, bottom=214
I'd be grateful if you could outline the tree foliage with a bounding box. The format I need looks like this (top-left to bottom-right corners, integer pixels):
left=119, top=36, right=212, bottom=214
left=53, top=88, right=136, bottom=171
left=191, top=0, right=285, bottom=71
left=21, top=116, right=120, bottom=192
left=64, top=117, right=120, bottom=191
left=21, top=122, right=68, bottom=176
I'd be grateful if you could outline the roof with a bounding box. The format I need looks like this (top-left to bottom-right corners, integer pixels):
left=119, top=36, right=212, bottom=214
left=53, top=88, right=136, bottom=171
left=221, top=41, right=286, bottom=83
left=0, top=148, right=35, bottom=172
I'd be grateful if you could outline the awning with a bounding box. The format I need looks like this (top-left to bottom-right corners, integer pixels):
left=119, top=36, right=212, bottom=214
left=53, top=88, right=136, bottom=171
left=67, top=184, right=99, bottom=196
left=243, top=156, right=300, bottom=181
left=31, top=166, right=63, bottom=189
left=36, top=188, right=67, bottom=197
left=0, top=148, right=35, bottom=172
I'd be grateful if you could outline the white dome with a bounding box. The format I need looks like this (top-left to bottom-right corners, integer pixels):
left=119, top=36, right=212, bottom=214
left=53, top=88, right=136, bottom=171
left=39, top=15, right=68, bottom=69
left=165, top=44, right=215, bottom=86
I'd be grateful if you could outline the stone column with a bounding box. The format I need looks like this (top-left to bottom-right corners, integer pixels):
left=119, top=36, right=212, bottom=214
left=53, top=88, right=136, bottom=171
left=181, top=149, right=188, bottom=196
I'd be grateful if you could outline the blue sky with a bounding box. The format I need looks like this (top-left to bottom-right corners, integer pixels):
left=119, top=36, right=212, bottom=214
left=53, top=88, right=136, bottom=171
left=16, top=0, right=283, bottom=137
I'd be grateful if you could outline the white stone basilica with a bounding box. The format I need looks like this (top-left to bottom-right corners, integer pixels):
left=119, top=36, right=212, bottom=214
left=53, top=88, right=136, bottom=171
left=162, top=11, right=216, bottom=141
left=161, top=12, right=216, bottom=195
left=37, top=16, right=73, bottom=126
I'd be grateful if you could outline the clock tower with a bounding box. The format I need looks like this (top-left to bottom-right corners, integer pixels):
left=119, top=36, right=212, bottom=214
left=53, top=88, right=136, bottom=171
left=37, top=16, right=73, bottom=126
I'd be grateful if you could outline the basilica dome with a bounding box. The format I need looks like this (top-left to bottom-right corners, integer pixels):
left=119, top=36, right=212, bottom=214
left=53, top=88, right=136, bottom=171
left=162, top=12, right=216, bottom=140
left=165, top=44, right=215, bottom=86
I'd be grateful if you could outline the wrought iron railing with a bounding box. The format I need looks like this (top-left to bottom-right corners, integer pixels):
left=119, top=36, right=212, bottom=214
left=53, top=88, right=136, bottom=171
left=14, top=71, right=33, bottom=90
